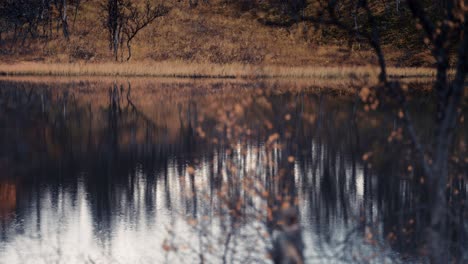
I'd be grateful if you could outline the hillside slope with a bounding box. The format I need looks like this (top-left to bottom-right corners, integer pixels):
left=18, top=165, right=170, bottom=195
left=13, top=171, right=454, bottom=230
left=0, top=1, right=434, bottom=67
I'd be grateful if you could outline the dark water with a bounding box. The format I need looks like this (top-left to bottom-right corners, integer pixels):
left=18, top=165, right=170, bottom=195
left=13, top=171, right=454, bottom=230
left=0, top=79, right=466, bottom=263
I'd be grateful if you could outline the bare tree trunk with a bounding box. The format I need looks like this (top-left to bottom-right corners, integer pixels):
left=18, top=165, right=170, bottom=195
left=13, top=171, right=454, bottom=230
left=113, top=30, right=119, bottom=61
left=61, top=0, right=69, bottom=40
left=126, top=39, right=132, bottom=61
left=107, top=0, right=120, bottom=61
left=430, top=11, right=467, bottom=262
left=72, top=0, right=81, bottom=29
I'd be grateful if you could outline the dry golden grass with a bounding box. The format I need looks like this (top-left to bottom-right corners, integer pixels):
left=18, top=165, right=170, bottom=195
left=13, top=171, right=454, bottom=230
left=0, top=62, right=437, bottom=81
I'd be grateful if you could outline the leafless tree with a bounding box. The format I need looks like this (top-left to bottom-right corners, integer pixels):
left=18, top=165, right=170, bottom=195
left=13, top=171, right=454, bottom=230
left=122, top=1, right=168, bottom=61
left=57, top=0, right=70, bottom=40
left=103, top=0, right=168, bottom=61
left=0, top=0, right=84, bottom=45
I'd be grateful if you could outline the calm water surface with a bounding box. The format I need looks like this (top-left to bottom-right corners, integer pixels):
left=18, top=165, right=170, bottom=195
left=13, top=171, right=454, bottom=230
left=0, top=79, right=466, bottom=263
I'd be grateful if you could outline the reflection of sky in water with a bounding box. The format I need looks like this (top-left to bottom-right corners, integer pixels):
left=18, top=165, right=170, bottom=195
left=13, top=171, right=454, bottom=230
left=0, top=143, right=382, bottom=263
left=1, top=175, right=176, bottom=263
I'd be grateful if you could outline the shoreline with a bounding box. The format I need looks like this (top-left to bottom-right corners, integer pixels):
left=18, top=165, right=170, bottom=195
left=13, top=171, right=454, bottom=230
left=0, top=62, right=437, bottom=80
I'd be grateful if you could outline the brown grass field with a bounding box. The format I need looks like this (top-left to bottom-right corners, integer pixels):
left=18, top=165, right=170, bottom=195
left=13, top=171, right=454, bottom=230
left=0, top=1, right=435, bottom=68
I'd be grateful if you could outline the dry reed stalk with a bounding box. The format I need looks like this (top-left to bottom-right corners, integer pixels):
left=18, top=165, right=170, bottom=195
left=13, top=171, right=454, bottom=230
left=0, top=62, right=437, bottom=80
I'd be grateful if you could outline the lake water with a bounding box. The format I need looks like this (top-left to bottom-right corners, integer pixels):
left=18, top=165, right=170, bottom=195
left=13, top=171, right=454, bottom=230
left=0, top=79, right=466, bottom=263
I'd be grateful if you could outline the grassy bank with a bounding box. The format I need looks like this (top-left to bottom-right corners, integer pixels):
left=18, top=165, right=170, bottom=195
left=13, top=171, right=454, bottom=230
left=0, top=62, right=436, bottom=80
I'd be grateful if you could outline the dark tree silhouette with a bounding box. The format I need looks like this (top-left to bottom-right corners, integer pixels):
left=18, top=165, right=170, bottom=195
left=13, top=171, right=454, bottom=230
left=280, top=1, right=467, bottom=262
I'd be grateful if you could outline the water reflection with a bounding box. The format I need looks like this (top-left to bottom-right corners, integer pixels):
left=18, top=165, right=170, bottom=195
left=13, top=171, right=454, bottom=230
left=0, top=79, right=465, bottom=263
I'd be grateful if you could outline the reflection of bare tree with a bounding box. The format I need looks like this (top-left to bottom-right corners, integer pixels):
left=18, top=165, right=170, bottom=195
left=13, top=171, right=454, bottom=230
left=0, top=80, right=465, bottom=263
